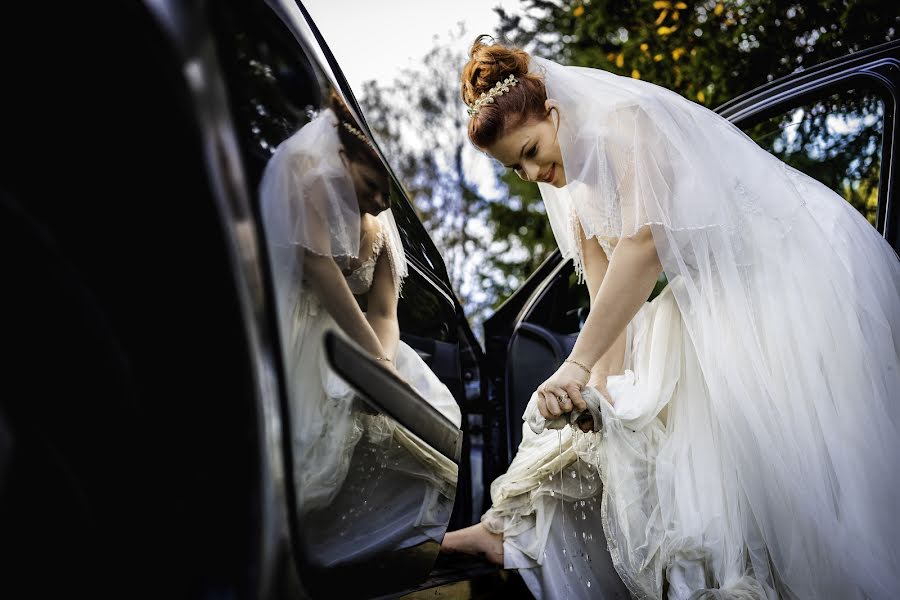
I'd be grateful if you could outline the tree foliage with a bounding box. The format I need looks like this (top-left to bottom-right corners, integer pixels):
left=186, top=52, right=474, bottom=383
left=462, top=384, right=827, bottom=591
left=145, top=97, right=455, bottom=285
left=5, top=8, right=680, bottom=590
left=498, top=0, right=897, bottom=106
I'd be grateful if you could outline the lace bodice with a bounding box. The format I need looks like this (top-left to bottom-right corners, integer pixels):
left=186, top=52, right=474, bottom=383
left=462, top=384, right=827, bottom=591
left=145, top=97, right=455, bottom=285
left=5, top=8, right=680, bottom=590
left=338, top=229, right=385, bottom=295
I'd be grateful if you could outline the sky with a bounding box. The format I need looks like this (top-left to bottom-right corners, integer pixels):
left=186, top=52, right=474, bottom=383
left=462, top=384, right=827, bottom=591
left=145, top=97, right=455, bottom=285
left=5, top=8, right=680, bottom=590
left=303, top=0, right=518, bottom=97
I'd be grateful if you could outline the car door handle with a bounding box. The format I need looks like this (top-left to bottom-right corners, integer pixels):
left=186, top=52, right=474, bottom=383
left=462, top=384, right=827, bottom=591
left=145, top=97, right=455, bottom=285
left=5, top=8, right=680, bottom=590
left=323, top=329, right=462, bottom=464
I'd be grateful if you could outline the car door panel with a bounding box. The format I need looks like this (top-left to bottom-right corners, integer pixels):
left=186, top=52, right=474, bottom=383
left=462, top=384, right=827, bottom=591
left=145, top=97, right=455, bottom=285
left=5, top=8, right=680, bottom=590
left=505, top=323, right=577, bottom=451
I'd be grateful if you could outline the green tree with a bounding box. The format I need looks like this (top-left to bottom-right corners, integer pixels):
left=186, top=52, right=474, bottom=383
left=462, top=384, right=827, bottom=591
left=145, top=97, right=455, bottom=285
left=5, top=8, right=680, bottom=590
left=497, top=0, right=897, bottom=106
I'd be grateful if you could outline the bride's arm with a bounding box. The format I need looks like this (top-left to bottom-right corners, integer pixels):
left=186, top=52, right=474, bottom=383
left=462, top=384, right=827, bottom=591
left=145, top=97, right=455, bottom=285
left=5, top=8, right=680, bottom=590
left=572, top=224, right=661, bottom=370
left=304, top=253, right=391, bottom=361
left=537, top=224, right=661, bottom=418
left=578, top=222, right=627, bottom=381
left=365, top=249, right=400, bottom=360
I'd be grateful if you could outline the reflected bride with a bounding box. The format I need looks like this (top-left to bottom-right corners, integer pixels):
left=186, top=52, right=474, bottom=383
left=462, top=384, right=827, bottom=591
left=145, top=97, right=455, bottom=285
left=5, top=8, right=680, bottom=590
left=259, top=90, right=461, bottom=564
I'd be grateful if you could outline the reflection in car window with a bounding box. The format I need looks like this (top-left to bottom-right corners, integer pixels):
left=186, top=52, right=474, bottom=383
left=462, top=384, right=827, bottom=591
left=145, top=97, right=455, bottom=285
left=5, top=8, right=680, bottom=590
left=210, top=2, right=323, bottom=175
left=386, top=174, right=450, bottom=281
left=257, top=92, right=462, bottom=590
left=210, top=3, right=447, bottom=285
left=209, top=2, right=462, bottom=594
left=743, top=89, right=885, bottom=227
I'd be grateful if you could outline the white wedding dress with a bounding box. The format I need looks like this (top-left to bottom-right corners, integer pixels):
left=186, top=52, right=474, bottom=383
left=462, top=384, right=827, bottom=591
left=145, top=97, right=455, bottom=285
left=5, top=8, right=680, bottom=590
left=481, top=56, right=900, bottom=600
left=483, top=268, right=692, bottom=600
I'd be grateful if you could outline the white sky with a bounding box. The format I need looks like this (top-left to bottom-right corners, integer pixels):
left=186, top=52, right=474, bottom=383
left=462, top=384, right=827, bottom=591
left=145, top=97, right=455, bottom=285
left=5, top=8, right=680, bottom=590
left=304, top=0, right=518, bottom=96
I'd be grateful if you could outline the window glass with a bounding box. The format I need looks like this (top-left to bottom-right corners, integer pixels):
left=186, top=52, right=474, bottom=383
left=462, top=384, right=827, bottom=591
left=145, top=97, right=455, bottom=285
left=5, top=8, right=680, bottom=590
left=209, top=2, right=461, bottom=594
left=743, top=88, right=885, bottom=227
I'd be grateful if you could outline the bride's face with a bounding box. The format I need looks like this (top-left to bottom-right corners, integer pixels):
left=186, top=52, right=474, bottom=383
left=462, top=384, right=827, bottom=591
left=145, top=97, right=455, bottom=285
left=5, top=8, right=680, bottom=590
left=485, top=106, right=565, bottom=187
left=344, top=156, right=390, bottom=216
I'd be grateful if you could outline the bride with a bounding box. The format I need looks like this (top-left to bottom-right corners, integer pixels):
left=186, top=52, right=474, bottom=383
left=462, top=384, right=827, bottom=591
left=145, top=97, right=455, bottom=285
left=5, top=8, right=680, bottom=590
left=259, top=91, right=461, bottom=565
left=442, top=37, right=900, bottom=599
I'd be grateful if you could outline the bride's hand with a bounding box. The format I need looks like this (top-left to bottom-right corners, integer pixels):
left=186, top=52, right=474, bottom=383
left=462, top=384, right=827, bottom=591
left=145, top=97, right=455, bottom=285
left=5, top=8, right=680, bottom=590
left=536, top=361, right=590, bottom=420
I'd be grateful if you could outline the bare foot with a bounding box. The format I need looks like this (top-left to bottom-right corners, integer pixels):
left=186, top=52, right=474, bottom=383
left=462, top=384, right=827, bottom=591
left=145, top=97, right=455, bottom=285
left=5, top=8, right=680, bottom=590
left=441, top=523, right=504, bottom=566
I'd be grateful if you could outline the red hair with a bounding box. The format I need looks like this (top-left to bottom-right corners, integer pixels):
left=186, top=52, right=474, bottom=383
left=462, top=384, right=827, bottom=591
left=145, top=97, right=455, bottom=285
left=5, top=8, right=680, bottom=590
left=329, top=89, right=381, bottom=169
left=460, top=35, right=551, bottom=148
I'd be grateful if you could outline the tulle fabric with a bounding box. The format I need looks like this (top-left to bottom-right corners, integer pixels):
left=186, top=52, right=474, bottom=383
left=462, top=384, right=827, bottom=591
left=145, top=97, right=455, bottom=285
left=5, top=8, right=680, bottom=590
left=482, top=285, right=677, bottom=600
left=260, top=109, right=361, bottom=261
left=490, top=56, right=900, bottom=599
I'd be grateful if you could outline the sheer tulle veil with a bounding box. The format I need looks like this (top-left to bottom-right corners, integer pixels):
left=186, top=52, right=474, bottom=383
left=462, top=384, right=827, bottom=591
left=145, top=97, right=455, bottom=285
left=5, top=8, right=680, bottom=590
left=531, top=55, right=900, bottom=598
left=259, top=108, right=407, bottom=304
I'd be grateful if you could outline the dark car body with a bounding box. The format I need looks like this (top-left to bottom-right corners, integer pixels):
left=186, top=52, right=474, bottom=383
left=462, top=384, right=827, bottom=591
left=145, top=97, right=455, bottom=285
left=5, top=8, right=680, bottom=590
left=0, top=0, right=895, bottom=598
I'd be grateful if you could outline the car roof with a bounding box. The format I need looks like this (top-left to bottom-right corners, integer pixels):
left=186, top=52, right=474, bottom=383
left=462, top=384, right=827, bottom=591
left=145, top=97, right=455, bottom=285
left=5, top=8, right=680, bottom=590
left=716, top=39, right=900, bottom=122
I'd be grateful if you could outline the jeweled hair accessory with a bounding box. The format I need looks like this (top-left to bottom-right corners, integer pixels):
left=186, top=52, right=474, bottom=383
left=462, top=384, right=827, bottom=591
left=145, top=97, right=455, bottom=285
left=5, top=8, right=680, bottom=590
left=467, top=74, right=519, bottom=117
left=342, top=121, right=377, bottom=152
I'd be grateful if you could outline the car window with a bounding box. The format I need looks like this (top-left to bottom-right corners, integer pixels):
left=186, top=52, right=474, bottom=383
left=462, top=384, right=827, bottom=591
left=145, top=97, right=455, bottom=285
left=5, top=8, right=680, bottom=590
left=523, top=268, right=589, bottom=334
left=208, top=1, right=460, bottom=595
left=386, top=178, right=450, bottom=281
left=742, top=88, right=886, bottom=229
left=525, top=266, right=668, bottom=334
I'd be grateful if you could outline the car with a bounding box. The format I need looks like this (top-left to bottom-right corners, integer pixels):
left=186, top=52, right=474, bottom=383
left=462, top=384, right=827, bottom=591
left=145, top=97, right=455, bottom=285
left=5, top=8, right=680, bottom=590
left=0, top=0, right=896, bottom=598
